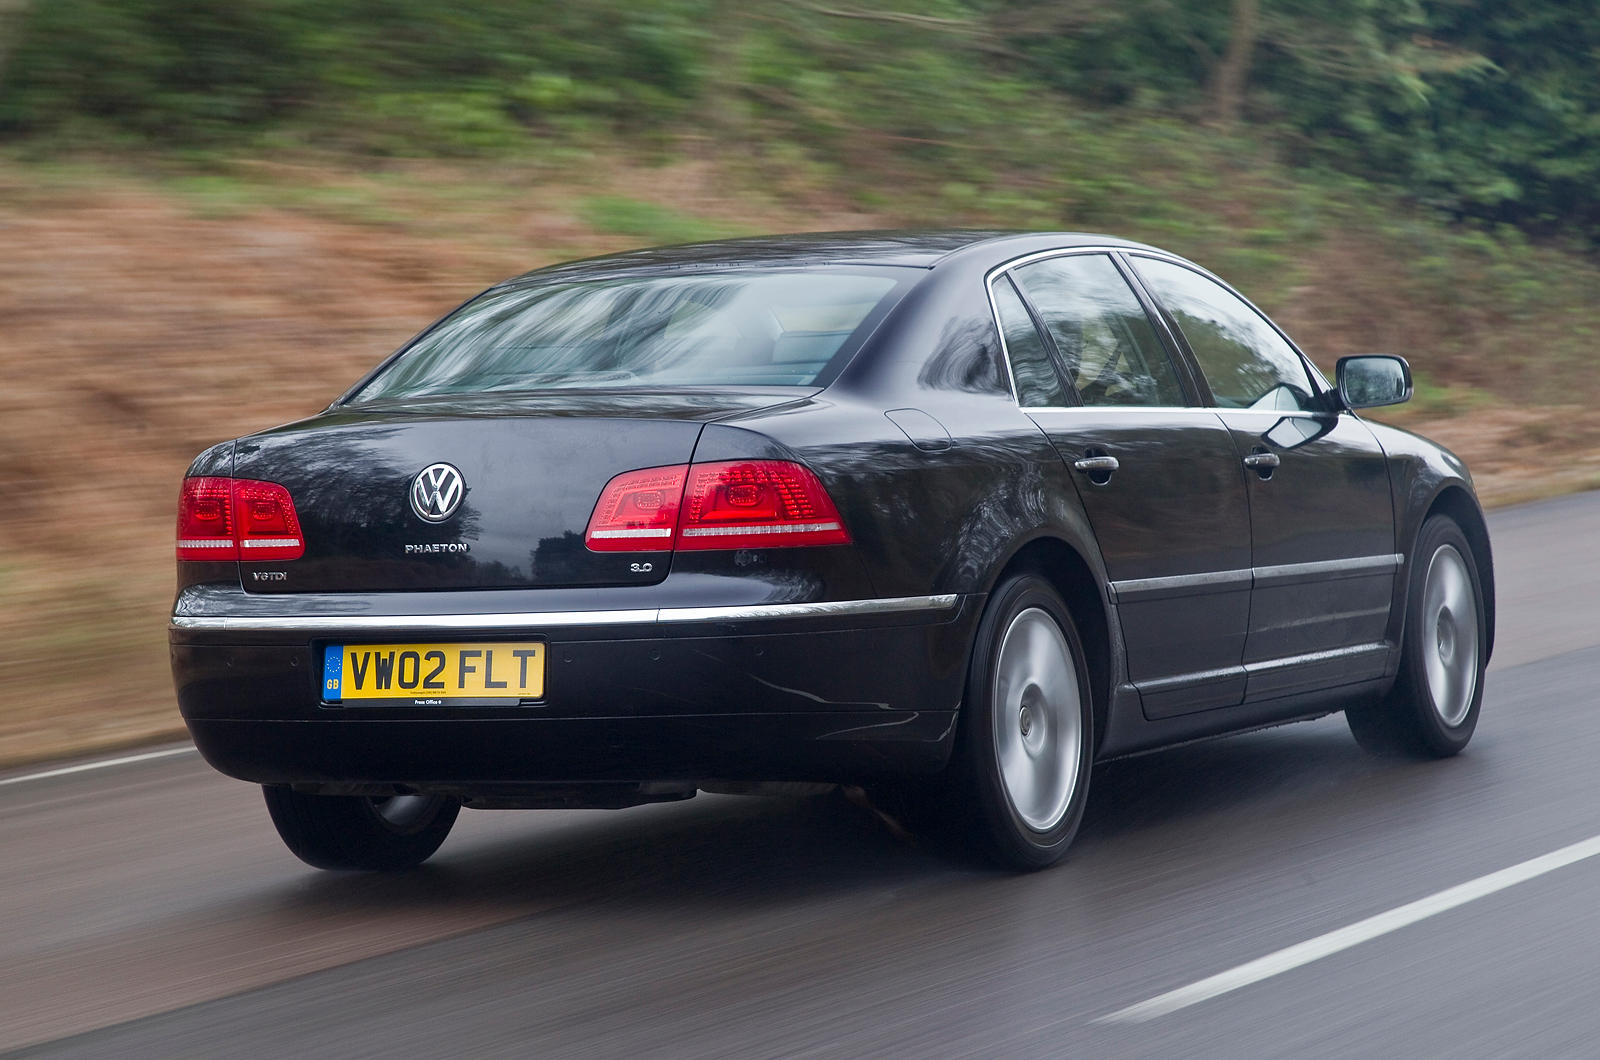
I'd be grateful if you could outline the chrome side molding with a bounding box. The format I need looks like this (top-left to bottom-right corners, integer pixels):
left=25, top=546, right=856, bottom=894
left=170, top=594, right=962, bottom=632
left=1109, top=553, right=1403, bottom=603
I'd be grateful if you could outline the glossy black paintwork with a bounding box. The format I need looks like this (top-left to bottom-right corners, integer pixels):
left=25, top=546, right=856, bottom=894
left=1217, top=409, right=1396, bottom=687
left=1365, top=419, right=1496, bottom=657
left=237, top=410, right=699, bottom=592
left=1030, top=408, right=1253, bottom=716
left=174, top=229, right=1493, bottom=788
left=185, top=711, right=958, bottom=787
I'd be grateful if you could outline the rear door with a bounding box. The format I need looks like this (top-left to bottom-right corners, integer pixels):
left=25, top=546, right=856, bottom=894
left=993, top=252, right=1253, bottom=718
left=1128, top=255, right=1397, bottom=703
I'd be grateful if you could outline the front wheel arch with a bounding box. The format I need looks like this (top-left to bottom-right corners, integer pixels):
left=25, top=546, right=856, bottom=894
left=1420, top=485, right=1495, bottom=663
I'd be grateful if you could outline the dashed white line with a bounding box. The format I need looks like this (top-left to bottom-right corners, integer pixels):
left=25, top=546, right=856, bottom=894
left=1097, top=832, right=1600, bottom=1024
left=0, top=745, right=197, bottom=789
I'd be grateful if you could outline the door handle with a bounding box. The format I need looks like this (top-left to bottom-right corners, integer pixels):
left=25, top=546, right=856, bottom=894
left=1242, top=453, right=1280, bottom=469
left=1073, top=456, right=1121, bottom=473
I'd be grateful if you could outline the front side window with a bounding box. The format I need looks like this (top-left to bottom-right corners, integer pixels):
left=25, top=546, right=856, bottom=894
left=1131, top=257, right=1317, bottom=411
left=991, top=275, right=1068, bottom=407
left=354, top=270, right=900, bottom=400
left=1010, top=254, right=1187, bottom=408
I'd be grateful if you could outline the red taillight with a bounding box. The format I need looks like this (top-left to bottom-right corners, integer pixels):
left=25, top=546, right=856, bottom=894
left=232, top=480, right=305, bottom=561
left=177, top=477, right=237, bottom=561
left=584, top=465, right=689, bottom=552
left=176, top=477, right=305, bottom=562
left=678, top=460, right=851, bottom=550
left=584, top=460, right=851, bottom=553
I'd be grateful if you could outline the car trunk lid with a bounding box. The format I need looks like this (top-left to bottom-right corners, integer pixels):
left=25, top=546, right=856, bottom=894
left=232, top=388, right=814, bottom=593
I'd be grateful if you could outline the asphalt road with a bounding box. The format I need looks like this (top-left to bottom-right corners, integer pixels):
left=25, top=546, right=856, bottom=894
left=5, top=492, right=1600, bottom=1059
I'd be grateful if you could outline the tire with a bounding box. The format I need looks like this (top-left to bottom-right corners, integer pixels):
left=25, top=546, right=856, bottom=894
left=949, top=573, right=1094, bottom=870
left=263, top=787, right=460, bottom=871
left=1347, top=515, right=1487, bottom=759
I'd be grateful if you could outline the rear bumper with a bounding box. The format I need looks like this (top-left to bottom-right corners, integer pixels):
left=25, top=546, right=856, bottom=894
left=186, top=713, right=958, bottom=787
left=172, top=587, right=981, bottom=785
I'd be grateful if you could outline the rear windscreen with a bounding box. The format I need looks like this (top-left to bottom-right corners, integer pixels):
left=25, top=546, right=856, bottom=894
left=353, top=270, right=901, bottom=400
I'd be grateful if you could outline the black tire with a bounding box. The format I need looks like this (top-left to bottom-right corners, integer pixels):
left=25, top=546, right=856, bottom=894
left=1347, top=515, right=1487, bottom=759
left=263, top=787, right=460, bottom=871
left=948, top=573, right=1094, bottom=870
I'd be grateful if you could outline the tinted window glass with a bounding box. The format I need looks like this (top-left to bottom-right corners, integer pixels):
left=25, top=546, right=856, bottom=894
left=1010, top=254, right=1186, bottom=408
left=356, top=271, right=898, bottom=400
left=1133, top=258, right=1316, bottom=411
left=992, top=276, right=1067, bottom=407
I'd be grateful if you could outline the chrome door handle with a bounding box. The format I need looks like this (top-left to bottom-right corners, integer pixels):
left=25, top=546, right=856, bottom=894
left=1242, top=453, right=1280, bottom=469
left=1073, top=456, right=1120, bottom=473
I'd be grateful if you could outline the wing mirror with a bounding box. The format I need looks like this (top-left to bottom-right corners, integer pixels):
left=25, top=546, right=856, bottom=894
left=1336, top=355, right=1412, bottom=410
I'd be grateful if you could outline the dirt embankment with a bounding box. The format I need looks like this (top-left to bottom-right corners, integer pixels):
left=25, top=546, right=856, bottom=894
left=0, top=168, right=1585, bottom=767
left=0, top=185, right=534, bottom=764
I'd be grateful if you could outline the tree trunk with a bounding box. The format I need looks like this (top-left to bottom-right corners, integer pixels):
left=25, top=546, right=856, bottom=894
left=1210, top=0, right=1260, bottom=127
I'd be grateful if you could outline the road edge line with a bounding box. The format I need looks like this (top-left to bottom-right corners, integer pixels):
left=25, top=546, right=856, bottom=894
left=1096, top=832, right=1600, bottom=1024
left=0, top=746, right=198, bottom=789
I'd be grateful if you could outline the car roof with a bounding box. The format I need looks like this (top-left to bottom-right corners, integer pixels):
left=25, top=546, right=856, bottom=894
left=500, top=230, right=1162, bottom=284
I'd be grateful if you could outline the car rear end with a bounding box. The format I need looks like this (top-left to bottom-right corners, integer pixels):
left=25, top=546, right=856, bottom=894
left=169, top=261, right=976, bottom=803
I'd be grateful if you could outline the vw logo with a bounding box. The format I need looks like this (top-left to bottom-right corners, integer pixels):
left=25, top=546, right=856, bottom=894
left=410, top=463, right=465, bottom=523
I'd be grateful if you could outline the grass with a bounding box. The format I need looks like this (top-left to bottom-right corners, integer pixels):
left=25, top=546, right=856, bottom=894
left=577, top=195, right=752, bottom=245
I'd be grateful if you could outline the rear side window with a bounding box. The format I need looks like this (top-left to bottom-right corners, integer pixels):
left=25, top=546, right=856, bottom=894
left=1010, top=254, right=1186, bottom=408
left=1132, top=257, right=1317, bottom=411
left=355, top=270, right=900, bottom=400
left=991, top=275, right=1067, bottom=407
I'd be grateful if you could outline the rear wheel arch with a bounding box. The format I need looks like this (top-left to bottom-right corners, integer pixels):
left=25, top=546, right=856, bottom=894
left=1420, top=485, right=1495, bottom=661
left=984, top=537, right=1111, bottom=751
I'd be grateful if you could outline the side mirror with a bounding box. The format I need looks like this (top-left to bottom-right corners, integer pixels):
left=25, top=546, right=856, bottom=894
left=1336, top=355, right=1412, bottom=410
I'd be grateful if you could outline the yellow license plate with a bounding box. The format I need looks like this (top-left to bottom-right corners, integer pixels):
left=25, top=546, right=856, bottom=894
left=322, top=642, right=545, bottom=704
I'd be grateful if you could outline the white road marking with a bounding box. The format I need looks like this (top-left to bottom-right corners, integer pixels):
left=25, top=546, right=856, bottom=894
left=1097, top=832, right=1600, bottom=1024
left=0, top=746, right=197, bottom=789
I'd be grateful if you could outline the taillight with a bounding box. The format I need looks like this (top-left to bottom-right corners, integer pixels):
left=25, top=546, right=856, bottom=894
left=177, top=477, right=237, bottom=560
left=584, top=465, right=689, bottom=552
left=232, top=480, right=304, bottom=560
left=584, top=460, right=851, bottom=552
left=176, top=477, right=305, bottom=562
left=678, top=460, right=851, bottom=550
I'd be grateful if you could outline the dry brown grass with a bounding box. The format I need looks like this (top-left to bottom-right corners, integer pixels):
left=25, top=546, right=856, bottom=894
left=0, top=158, right=1590, bottom=767
left=0, top=185, right=524, bottom=764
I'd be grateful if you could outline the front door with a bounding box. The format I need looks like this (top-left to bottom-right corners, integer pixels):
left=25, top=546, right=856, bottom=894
left=1130, top=255, right=1398, bottom=703
left=993, top=253, right=1253, bottom=718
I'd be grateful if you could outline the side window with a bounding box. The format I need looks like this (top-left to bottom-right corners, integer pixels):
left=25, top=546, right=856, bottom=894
left=1009, top=254, right=1186, bottom=408
left=1132, top=257, right=1317, bottom=411
left=992, top=275, right=1068, bottom=407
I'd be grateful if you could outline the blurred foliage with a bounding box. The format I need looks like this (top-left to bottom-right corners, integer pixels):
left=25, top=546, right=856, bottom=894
left=3, top=0, right=1600, bottom=243
left=577, top=196, right=749, bottom=245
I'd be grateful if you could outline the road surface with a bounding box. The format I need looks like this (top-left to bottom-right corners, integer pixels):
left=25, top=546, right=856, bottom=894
left=4, top=491, right=1599, bottom=1059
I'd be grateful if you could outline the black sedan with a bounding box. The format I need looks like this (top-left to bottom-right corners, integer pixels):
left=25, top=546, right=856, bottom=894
left=170, top=231, right=1493, bottom=872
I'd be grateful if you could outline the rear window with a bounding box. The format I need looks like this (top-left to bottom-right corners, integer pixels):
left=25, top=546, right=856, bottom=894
left=354, top=270, right=901, bottom=400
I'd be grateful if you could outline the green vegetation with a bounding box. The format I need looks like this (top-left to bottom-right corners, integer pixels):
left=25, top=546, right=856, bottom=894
left=5, top=1, right=1600, bottom=239
left=1, top=0, right=1598, bottom=408
left=577, top=195, right=749, bottom=245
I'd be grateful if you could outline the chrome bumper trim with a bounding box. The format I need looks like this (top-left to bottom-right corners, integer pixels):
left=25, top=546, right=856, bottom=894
left=170, top=594, right=962, bottom=632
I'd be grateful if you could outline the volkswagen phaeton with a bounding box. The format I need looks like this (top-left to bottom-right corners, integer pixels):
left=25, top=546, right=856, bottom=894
left=170, top=231, right=1493, bottom=871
